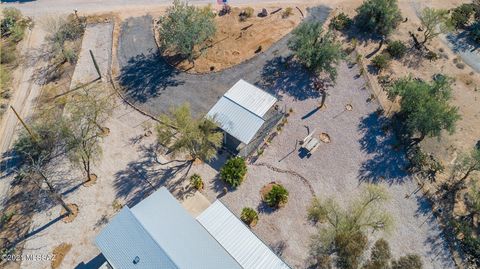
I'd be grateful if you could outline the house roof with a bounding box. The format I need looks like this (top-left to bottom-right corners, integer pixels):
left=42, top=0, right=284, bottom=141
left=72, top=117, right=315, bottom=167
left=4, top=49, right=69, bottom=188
left=197, top=201, right=291, bottom=269
left=95, top=188, right=242, bottom=269
left=206, top=79, right=277, bottom=145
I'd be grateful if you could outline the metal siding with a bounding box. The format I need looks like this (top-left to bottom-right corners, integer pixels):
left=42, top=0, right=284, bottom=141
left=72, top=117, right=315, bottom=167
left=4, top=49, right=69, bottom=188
left=207, top=97, right=265, bottom=144
left=224, top=79, right=277, bottom=117
left=197, top=201, right=292, bottom=269
left=95, top=208, right=177, bottom=269
left=96, top=188, right=242, bottom=269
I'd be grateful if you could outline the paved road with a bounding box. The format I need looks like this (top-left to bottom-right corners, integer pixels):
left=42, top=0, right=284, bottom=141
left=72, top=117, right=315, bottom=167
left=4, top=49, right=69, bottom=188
left=1, top=0, right=312, bottom=17
left=118, top=6, right=332, bottom=116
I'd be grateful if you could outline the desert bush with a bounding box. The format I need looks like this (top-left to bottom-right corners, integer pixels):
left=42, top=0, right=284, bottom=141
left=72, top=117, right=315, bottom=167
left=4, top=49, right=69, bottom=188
left=391, top=254, right=423, bottom=269
left=0, top=42, right=17, bottom=65
left=307, top=197, right=327, bottom=223
left=0, top=65, right=11, bottom=89
left=355, top=0, right=402, bottom=37
left=220, top=157, right=247, bottom=188
left=244, top=7, right=254, bottom=18
left=190, top=173, right=204, bottom=190
left=1, top=7, right=30, bottom=41
left=371, top=53, right=391, bottom=70
left=240, top=207, right=258, bottom=226
left=282, top=7, right=293, bottom=18
left=329, top=12, right=353, bottom=31
left=386, top=40, right=407, bottom=59
left=264, top=183, right=289, bottom=208
left=451, top=4, right=475, bottom=29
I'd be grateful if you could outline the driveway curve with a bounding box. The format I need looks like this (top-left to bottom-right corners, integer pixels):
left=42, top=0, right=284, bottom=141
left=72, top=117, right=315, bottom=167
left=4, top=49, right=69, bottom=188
left=117, top=6, right=332, bottom=117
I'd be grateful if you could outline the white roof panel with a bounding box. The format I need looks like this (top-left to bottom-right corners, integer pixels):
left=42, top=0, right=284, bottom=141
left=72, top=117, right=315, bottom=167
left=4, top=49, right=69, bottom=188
left=207, top=96, right=265, bottom=144
left=224, top=79, right=277, bottom=117
left=197, top=200, right=291, bottom=269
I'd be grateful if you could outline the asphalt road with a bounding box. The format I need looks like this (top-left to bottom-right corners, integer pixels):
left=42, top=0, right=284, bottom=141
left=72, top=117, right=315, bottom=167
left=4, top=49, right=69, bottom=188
left=118, top=6, right=332, bottom=117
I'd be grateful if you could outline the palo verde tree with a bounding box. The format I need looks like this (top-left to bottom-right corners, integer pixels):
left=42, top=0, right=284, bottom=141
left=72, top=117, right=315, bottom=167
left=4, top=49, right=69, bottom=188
left=355, top=0, right=402, bottom=39
left=65, top=86, right=114, bottom=183
left=288, top=21, right=345, bottom=107
left=156, top=103, right=223, bottom=162
left=419, top=8, right=452, bottom=46
left=158, top=0, right=216, bottom=62
left=452, top=147, right=480, bottom=183
left=308, top=184, right=393, bottom=269
left=13, top=111, right=73, bottom=214
left=388, top=74, right=460, bottom=144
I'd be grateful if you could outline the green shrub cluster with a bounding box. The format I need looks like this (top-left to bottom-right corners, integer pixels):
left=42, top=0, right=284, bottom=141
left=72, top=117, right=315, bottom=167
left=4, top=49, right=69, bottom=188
left=220, top=157, right=247, bottom=188
left=386, top=40, right=407, bottom=59
left=240, top=207, right=258, bottom=226
left=329, top=12, right=353, bottom=31
left=264, top=184, right=288, bottom=208
left=190, top=173, right=204, bottom=190
left=451, top=4, right=475, bottom=29
left=371, top=53, right=391, bottom=70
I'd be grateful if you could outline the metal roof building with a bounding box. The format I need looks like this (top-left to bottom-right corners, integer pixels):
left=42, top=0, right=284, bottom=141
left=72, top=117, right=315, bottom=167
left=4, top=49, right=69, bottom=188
left=207, top=79, right=277, bottom=145
left=96, top=187, right=290, bottom=269
left=197, top=201, right=291, bottom=269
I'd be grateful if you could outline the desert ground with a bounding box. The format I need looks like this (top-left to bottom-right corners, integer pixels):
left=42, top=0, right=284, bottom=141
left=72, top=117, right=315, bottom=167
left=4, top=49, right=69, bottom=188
left=0, top=0, right=479, bottom=269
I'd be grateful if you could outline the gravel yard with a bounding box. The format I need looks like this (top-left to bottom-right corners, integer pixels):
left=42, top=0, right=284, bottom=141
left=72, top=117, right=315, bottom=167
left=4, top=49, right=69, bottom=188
left=195, top=61, right=455, bottom=268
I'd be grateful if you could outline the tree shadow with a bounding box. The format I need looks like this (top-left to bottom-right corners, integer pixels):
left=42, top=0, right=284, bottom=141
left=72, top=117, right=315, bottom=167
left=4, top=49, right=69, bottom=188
left=357, top=112, right=410, bottom=184
left=74, top=253, right=107, bottom=269
left=257, top=200, right=277, bottom=214
left=113, top=144, right=190, bottom=207
left=258, top=56, right=321, bottom=101
left=118, top=51, right=183, bottom=103
left=446, top=30, right=480, bottom=53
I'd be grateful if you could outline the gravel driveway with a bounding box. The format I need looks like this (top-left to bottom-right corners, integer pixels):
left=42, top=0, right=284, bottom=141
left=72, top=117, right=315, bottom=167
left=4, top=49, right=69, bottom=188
left=117, top=6, right=332, bottom=117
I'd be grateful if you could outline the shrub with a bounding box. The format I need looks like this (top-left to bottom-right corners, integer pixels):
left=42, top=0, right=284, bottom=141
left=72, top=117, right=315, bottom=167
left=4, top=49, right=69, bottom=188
left=240, top=207, right=258, bottom=227
left=190, top=173, right=204, bottom=190
left=240, top=7, right=254, bottom=21
left=220, top=157, right=247, bottom=188
left=386, top=40, right=407, bottom=59
left=329, top=12, right=353, bottom=31
left=1, top=7, right=23, bottom=38
left=0, top=42, right=17, bottom=65
left=451, top=4, right=475, bottom=29
left=425, top=50, right=438, bottom=61
left=282, top=7, right=293, bottom=18
left=307, top=197, right=326, bottom=223
left=371, top=53, right=391, bottom=70
left=264, top=183, right=289, bottom=208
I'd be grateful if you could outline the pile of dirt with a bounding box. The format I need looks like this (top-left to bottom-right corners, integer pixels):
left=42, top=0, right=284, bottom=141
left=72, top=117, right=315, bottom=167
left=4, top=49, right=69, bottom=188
left=61, top=204, right=79, bottom=223
left=162, top=6, right=303, bottom=73
left=51, top=243, right=72, bottom=269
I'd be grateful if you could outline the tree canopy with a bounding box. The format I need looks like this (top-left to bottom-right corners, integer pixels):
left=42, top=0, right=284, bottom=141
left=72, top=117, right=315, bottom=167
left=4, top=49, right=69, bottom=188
left=158, top=0, right=216, bottom=61
left=419, top=8, right=452, bottom=45
left=156, top=103, right=222, bottom=161
left=288, top=21, right=344, bottom=81
left=355, top=0, right=402, bottom=38
left=388, top=75, right=460, bottom=142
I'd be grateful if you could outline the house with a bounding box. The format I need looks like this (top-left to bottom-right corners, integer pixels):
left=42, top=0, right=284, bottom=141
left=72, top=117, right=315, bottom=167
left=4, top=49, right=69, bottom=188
left=95, top=187, right=291, bottom=269
left=206, top=79, right=282, bottom=156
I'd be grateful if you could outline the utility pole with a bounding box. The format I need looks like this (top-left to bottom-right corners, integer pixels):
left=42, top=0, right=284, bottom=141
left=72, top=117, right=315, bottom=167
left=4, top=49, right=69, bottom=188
left=10, top=106, right=37, bottom=142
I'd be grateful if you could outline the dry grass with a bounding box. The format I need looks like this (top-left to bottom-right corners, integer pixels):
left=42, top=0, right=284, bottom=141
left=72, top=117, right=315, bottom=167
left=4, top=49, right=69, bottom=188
left=51, top=243, right=72, bottom=269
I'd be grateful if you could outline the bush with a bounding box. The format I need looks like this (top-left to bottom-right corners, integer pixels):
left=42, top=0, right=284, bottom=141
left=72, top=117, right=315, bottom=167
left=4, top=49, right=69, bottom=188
left=0, top=42, right=17, bottom=65
left=307, top=197, right=326, bottom=223
left=0, top=65, right=11, bottom=89
left=220, top=157, right=247, bottom=188
left=451, top=4, right=475, bottom=29
left=282, top=7, right=293, bottom=18
left=190, top=173, right=204, bottom=190
left=391, top=254, right=423, bottom=269
left=264, top=183, right=289, bottom=208
left=371, top=53, right=391, bottom=70
left=1, top=7, right=23, bottom=38
left=329, top=12, right=353, bottom=31
left=240, top=207, right=258, bottom=227
left=386, top=40, right=407, bottom=59
left=239, top=7, right=254, bottom=21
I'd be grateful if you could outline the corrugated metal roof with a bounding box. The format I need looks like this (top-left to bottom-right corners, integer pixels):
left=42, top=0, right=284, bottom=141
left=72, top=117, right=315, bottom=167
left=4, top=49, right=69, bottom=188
left=197, top=201, right=292, bottom=269
left=96, top=188, right=242, bottom=269
left=207, top=96, right=265, bottom=144
left=224, top=79, right=277, bottom=117
left=95, top=208, right=177, bottom=269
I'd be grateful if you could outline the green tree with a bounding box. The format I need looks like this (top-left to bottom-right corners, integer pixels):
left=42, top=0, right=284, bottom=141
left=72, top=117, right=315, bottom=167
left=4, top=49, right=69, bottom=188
left=388, top=75, right=460, bottom=143
left=450, top=4, right=475, bottom=29
left=220, top=157, right=247, bottom=188
left=419, top=8, right=452, bottom=45
left=288, top=21, right=345, bottom=81
left=156, top=103, right=222, bottom=162
left=309, top=184, right=393, bottom=269
left=355, top=0, right=402, bottom=38
left=158, top=0, right=216, bottom=62
left=65, top=87, right=114, bottom=182
left=452, top=147, right=480, bottom=183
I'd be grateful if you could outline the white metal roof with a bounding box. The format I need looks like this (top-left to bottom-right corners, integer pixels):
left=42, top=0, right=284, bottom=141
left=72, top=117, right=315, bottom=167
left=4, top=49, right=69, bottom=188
left=197, top=200, right=292, bottom=269
left=206, top=80, right=277, bottom=144
left=224, top=79, right=277, bottom=117
left=96, top=188, right=242, bottom=269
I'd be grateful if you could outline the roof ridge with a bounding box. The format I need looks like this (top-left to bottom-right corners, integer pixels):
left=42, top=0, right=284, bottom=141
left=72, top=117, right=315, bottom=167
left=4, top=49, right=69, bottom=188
left=222, top=95, right=266, bottom=121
